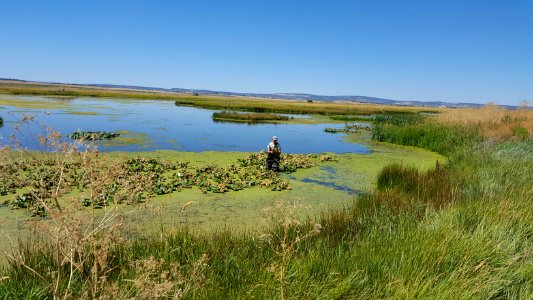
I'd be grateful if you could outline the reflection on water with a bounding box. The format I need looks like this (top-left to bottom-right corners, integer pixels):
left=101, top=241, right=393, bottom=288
left=0, top=95, right=370, bottom=154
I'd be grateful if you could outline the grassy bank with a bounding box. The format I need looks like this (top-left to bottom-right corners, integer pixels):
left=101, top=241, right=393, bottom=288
left=174, top=96, right=439, bottom=116
left=212, top=111, right=290, bottom=123
left=1, top=106, right=531, bottom=299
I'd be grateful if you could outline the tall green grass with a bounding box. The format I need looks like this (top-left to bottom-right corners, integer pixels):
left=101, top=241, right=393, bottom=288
left=373, top=111, right=425, bottom=126
left=1, top=118, right=532, bottom=298
left=372, top=113, right=482, bottom=155
left=329, top=115, right=371, bottom=122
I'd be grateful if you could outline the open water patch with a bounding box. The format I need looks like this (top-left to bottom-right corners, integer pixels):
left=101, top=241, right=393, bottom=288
left=320, top=166, right=337, bottom=175
left=300, top=178, right=362, bottom=195
left=0, top=95, right=371, bottom=153
left=287, top=175, right=362, bottom=195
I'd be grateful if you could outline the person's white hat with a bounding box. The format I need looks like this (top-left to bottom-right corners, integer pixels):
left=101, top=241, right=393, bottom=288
left=272, top=136, right=278, bottom=141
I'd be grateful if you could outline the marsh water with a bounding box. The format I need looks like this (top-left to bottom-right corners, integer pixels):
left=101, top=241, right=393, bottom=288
left=0, top=95, right=370, bottom=154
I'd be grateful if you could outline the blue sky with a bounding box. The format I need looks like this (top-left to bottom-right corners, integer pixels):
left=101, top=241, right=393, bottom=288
left=1, top=0, right=531, bottom=105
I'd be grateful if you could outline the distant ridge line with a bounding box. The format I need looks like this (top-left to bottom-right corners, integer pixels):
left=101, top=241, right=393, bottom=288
left=85, top=83, right=484, bottom=108
left=0, top=78, right=488, bottom=108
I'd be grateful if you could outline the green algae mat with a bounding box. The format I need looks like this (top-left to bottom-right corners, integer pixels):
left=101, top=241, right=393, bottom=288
left=0, top=144, right=443, bottom=246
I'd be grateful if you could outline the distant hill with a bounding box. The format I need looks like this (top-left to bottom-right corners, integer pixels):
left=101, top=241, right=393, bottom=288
left=0, top=78, right=487, bottom=108
left=86, top=84, right=484, bottom=108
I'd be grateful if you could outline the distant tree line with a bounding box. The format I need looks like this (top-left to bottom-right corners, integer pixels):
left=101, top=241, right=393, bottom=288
left=0, top=78, right=26, bottom=81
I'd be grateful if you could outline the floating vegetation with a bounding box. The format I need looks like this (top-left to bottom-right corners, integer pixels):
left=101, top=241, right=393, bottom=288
left=96, top=131, right=154, bottom=148
left=68, top=130, right=121, bottom=141
left=2, top=152, right=336, bottom=214
left=324, top=124, right=371, bottom=134
left=212, top=111, right=291, bottom=123
left=9, top=193, right=46, bottom=217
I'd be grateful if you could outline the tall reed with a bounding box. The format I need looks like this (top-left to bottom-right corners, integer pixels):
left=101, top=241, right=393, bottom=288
left=437, top=104, right=532, bottom=140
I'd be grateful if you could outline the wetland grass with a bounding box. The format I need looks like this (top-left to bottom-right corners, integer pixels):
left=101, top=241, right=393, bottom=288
left=371, top=112, right=482, bottom=155
left=1, top=105, right=532, bottom=299
left=212, top=111, right=290, bottom=123
left=329, top=115, right=372, bottom=122
left=174, top=96, right=439, bottom=116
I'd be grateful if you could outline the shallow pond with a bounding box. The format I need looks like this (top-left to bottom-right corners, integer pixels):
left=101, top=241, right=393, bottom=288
left=0, top=95, right=369, bottom=154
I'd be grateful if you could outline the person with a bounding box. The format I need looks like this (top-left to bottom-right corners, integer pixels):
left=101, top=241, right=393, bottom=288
left=266, top=136, right=281, bottom=171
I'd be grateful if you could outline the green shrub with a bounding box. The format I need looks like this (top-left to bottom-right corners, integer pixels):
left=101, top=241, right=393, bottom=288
left=511, top=125, right=529, bottom=140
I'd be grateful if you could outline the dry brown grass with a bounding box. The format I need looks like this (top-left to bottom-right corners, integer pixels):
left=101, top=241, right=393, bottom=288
left=436, top=104, right=532, bottom=140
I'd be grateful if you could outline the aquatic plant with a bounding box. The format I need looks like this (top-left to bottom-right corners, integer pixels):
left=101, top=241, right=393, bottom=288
left=3, top=151, right=330, bottom=213
left=324, top=124, right=371, bottom=134
left=68, top=130, right=120, bottom=141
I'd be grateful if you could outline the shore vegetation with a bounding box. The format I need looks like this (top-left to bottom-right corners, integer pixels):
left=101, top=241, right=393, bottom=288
left=212, top=111, right=290, bottom=123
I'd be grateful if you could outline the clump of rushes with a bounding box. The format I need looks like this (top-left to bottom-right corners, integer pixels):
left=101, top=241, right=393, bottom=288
left=68, top=130, right=120, bottom=141
left=373, top=111, right=425, bottom=126
left=212, top=111, right=291, bottom=123
left=371, top=112, right=481, bottom=155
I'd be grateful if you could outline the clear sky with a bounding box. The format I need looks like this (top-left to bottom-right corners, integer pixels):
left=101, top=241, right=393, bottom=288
left=1, top=0, right=531, bottom=105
